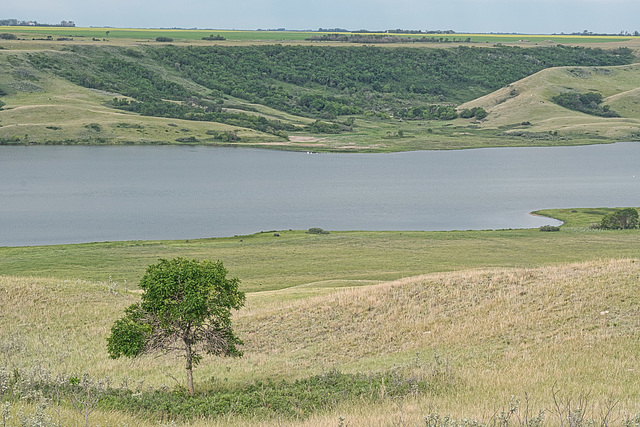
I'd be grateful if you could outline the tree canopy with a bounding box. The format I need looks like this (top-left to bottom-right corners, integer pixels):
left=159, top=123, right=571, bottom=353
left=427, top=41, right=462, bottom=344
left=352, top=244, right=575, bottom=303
left=107, top=258, right=245, bottom=395
left=600, top=208, right=639, bottom=229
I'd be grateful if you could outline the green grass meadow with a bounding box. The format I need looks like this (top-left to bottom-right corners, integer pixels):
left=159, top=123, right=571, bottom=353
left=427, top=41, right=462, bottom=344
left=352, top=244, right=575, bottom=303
left=1, top=214, right=640, bottom=293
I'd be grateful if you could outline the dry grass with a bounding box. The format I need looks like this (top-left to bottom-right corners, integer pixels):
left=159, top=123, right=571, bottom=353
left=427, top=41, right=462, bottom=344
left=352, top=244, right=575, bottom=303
left=2, top=258, right=640, bottom=425
left=458, top=63, right=640, bottom=141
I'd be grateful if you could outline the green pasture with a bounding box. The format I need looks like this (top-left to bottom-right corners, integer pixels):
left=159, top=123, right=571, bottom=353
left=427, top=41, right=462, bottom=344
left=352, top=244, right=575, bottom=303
left=0, top=26, right=633, bottom=44
left=1, top=209, right=639, bottom=293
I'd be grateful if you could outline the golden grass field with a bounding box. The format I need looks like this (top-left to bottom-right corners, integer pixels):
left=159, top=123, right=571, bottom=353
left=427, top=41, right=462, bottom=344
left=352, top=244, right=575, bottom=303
left=2, top=257, right=640, bottom=425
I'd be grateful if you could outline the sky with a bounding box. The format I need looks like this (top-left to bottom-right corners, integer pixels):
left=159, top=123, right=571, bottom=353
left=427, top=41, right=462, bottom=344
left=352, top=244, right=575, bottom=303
left=3, top=0, right=640, bottom=34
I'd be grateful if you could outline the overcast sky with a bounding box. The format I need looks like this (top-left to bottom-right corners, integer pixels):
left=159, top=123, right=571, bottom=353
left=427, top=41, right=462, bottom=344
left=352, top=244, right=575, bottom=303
left=3, top=0, right=640, bottom=34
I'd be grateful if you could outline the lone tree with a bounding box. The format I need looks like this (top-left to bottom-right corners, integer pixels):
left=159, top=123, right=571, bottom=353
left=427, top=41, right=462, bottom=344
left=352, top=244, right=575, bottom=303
left=107, top=258, right=245, bottom=395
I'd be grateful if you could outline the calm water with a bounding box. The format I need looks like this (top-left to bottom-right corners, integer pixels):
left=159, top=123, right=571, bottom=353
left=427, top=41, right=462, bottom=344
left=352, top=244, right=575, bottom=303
left=1, top=143, right=639, bottom=246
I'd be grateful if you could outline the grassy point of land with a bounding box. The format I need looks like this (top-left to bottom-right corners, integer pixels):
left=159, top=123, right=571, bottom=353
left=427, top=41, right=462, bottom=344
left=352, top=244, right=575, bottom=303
left=1, top=208, right=639, bottom=425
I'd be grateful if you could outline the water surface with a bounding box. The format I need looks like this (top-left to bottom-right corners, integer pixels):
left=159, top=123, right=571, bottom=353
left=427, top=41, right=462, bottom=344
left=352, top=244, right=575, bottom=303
left=1, top=143, right=638, bottom=246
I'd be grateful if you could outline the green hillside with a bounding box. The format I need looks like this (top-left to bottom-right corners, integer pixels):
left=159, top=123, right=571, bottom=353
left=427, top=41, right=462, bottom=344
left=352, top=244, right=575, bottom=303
left=1, top=41, right=638, bottom=151
left=459, top=63, right=640, bottom=141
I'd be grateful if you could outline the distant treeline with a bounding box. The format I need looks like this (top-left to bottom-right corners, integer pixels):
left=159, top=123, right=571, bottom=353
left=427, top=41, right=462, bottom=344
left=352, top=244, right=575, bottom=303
left=307, top=34, right=472, bottom=43
left=317, top=28, right=456, bottom=34
left=0, top=18, right=75, bottom=27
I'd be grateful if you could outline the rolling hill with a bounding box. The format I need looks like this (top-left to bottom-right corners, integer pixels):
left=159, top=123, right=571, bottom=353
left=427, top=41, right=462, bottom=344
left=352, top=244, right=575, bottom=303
left=1, top=41, right=638, bottom=151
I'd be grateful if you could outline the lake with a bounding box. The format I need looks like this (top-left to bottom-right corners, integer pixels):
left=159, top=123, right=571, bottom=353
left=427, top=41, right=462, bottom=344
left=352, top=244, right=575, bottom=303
left=1, top=142, right=639, bottom=246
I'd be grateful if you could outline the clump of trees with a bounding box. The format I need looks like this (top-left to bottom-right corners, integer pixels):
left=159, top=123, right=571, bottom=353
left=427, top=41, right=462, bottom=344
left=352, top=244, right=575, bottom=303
left=202, top=34, right=226, bottom=41
left=552, top=91, right=619, bottom=117
left=155, top=37, right=174, bottom=43
left=599, top=208, right=639, bottom=229
left=206, top=130, right=241, bottom=142
left=107, top=258, right=245, bottom=395
left=306, top=34, right=473, bottom=44
left=306, top=227, right=330, bottom=234
left=459, top=107, right=488, bottom=120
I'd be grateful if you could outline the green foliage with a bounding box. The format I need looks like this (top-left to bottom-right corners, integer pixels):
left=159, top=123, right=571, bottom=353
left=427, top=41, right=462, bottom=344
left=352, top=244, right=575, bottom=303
left=306, top=227, right=330, bottom=234
left=0, top=33, right=18, bottom=40
left=552, top=91, right=620, bottom=117
left=25, top=44, right=634, bottom=135
left=85, top=123, right=102, bottom=132
left=101, top=369, right=434, bottom=420
left=175, top=136, right=199, bottom=143
left=206, top=130, right=241, bottom=142
left=201, top=34, right=226, bottom=41
left=399, top=104, right=459, bottom=120
left=303, top=120, right=346, bottom=134
left=306, top=33, right=475, bottom=44
left=459, top=107, right=487, bottom=120
left=155, top=37, right=174, bottom=42
left=148, top=44, right=633, bottom=115
left=107, top=258, right=245, bottom=394
left=599, top=208, right=639, bottom=229
left=539, top=225, right=561, bottom=232
left=111, top=98, right=294, bottom=137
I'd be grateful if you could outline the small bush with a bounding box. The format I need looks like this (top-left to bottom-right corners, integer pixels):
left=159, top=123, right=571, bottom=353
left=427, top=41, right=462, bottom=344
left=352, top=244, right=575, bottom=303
left=0, top=33, right=18, bottom=40
left=176, top=136, right=199, bottom=143
left=202, top=34, right=226, bottom=41
left=156, top=37, right=174, bottom=43
left=539, top=225, right=560, bottom=232
left=306, top=227, right=330, bottom=235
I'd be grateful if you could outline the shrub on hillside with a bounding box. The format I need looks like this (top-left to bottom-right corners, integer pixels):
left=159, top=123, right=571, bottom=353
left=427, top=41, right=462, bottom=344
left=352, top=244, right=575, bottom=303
left=202, top=34, right=226, bottom=41
left=539, top=225, right=561, bottom=232
left=552, top=91, right=619, bottom=117
left=306, top=227, right=330, bottom=234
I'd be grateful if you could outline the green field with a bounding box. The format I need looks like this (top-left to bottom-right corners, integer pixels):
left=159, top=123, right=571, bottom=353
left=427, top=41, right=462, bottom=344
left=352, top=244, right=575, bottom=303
left=0, top=26, right=635, bottom=44
left=1, top=213, right=639, bottom=292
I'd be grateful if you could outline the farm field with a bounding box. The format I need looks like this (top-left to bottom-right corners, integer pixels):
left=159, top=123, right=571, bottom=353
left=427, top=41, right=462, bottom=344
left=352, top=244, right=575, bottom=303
left=1, top=208, right=640, bottom=425
left=0, top=26, right=636, bottom=45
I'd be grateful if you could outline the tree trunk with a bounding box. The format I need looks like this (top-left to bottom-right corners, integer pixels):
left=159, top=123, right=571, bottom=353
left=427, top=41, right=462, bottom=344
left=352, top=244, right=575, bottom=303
left=185, top=340, right=194, bottom=396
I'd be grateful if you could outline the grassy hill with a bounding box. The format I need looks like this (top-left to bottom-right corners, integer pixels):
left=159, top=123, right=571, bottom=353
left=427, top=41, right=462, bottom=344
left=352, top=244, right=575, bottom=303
left=2, top=258, right=640, bottom=425
left=458, top=63, right=640, bottom=142
left=1, top=38, right=639, bottom=151
left=1, top=209, right=640, bottom=425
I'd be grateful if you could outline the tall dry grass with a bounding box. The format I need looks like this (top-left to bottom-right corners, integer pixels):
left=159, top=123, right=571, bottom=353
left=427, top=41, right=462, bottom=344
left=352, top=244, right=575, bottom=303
left=2, top=258, right=640, bottom=425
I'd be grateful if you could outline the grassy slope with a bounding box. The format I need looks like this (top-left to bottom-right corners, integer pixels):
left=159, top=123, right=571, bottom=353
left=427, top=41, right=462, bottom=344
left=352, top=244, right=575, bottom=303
left=3, top=258, right=640, bottom=425
left=0, top=50, right=289, bottom=145
left=2, top=35, right=640, bottom=151
left=458, top=63, right=640, bottom=142
left=2, top=209, right=640, bottom=425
